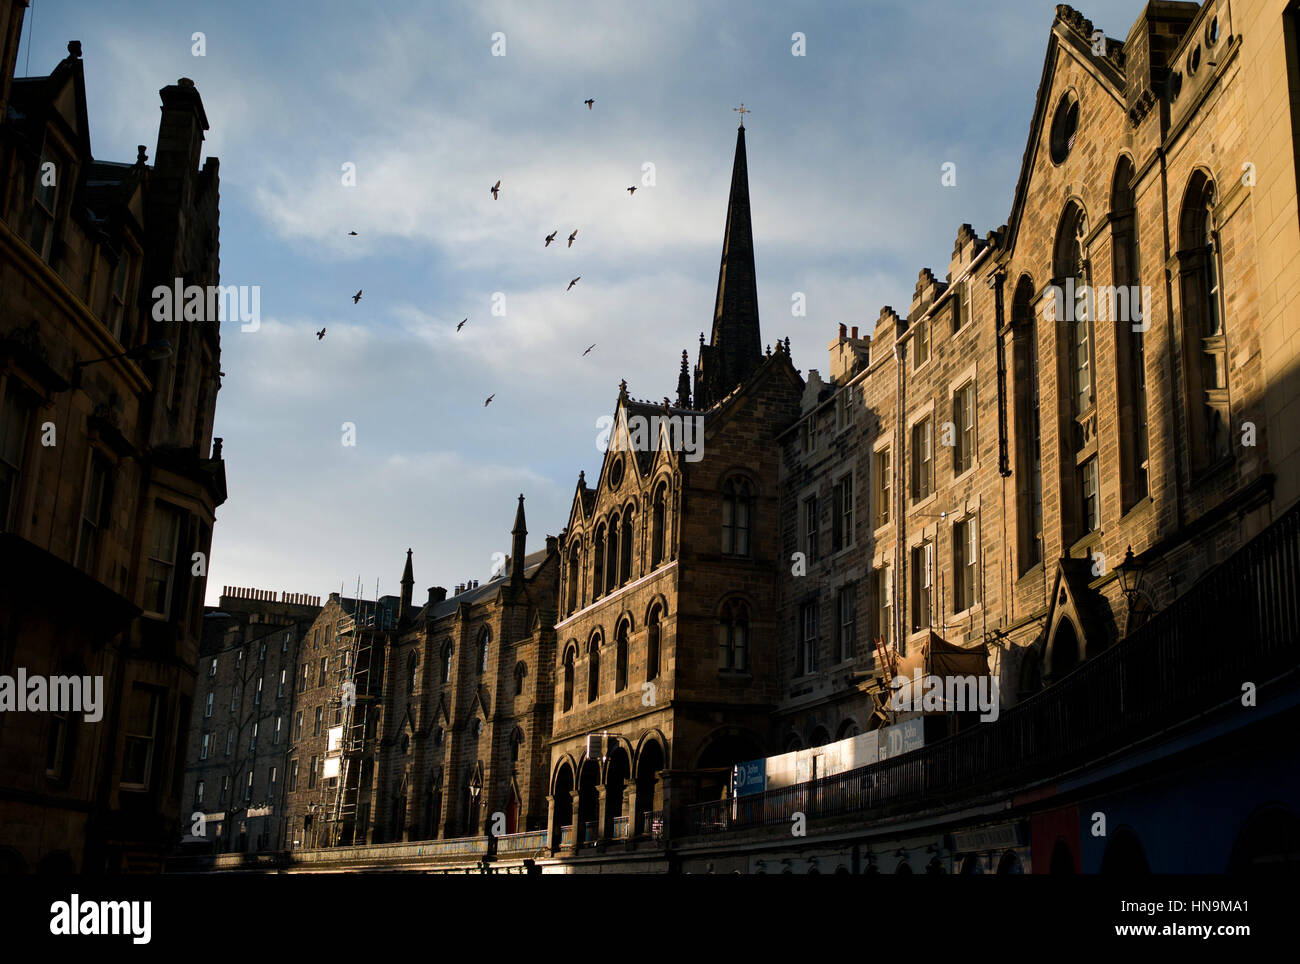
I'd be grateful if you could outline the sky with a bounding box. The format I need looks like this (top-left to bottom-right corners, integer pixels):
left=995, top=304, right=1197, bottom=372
left=26, top=0, right=1145, bottom=605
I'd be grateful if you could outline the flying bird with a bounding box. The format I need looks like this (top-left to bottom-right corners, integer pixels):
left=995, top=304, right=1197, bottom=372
left=352, top=290, right=362, bottom=304
left=582, top=344, right=595, bottom=356
left=627, top=185, right=637, bottom=195
left=567, top=277, right=581, bottom=291
left=584, top=98, right=594, bottom=109
left=317, top=328, right=326, bottom=340
left=457, top=318, right=467, bottom=332
left=484, top=394, right=495, bottom=407
left=545, top=230, right=557, bottom=247
left=490, top=180, right=501, bottom=200
left=567, top=229, right=578, bottom=248
left=347, top=230, right=358, bottom=236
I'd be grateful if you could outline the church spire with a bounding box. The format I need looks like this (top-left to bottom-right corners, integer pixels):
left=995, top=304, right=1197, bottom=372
left=699, top=119, right=763, bottom=408
left=509, top=494, right=527, bottom=586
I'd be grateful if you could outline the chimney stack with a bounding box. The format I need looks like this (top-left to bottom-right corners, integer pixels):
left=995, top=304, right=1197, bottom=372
left=838, top=323, right=847, bottom=340
left=851, top=326, right=858, bottom=339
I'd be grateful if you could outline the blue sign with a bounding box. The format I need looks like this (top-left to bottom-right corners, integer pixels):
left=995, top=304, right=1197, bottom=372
left=733, top=759, right=766, bottom=797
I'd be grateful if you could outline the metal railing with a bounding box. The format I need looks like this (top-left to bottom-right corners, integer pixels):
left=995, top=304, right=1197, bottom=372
left=612, top=816, right=631, bottom=840
left=495, top=830, right=549, bottom=854
left=295, top=835, right=489, bottom=863
left=687, top=502, right=1300, bottom=835
left=642, top=810, right=663, bottom=840
left=559, top=825, right=574, bottom=849
left=582, top=820, right=598, bottom=845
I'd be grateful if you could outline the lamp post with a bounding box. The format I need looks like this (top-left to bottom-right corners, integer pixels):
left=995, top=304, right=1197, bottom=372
left=1116, top=545, right=1146, bottom=636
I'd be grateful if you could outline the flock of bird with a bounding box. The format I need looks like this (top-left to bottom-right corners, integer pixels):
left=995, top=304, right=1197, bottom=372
left=335, top=98, right=636, bottom=409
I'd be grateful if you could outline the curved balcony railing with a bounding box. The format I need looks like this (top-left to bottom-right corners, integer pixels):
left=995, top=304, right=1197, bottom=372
left=687, top=502, right=1300, bottom=836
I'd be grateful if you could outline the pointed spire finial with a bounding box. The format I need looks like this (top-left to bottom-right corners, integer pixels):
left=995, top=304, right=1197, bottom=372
left=733, top=102, right=751, bottom=128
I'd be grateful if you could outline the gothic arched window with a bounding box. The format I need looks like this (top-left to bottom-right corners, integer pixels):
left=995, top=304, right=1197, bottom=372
left=717, top=599, right=749, bottom=671
left=587, top=632, right=602, bottom=703
left=477, top=627, right=490, bottom=674
left=566, top=544, right=580, bottom=615
left=1178, top=172, right=1229, bottom=470
left=562, top=645, right=576, bottom=712
left=651, top=482, right=668, bottom=568
left=615, top=619, right=630, bottom=692
left=440, top=642, right=452, bottom=684
left=721, top=478, right=752, bottom=556
left=593, top=524, right=606, bottom=600
left=1111, top=155, right=1149, bottom=510
left=619, top=508, right=634, bottom=585
left=646, top=604, right=662, bottom=682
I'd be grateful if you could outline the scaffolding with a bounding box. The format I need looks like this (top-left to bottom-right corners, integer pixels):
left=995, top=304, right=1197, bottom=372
left=320, top=591, right=388, bottom=847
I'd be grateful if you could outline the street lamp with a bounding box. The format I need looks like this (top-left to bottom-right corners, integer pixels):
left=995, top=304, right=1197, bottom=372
left=1116, top=545, right=1144, bottom=599
left=1116, top=545, right=1147, bottom=635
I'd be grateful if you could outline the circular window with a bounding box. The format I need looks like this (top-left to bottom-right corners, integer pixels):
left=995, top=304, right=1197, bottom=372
left=1207, top=16, right=1220, bottom=45
left=1188, top=44, right=1201, bottom=75
left=608, top=457, right=624, bottom=489
left=1049, top=94, right=1080, bottom=165
left=1168, top=70, right=1183, bottom=103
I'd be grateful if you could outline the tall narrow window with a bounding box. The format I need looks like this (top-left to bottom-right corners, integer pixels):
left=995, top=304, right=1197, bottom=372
left=837, top=584, right=857, bottom=661
left=798, top=599, right=818, bottom=675
left=0, top=382, right=30, bottom=532
left=872, top=565, right=892, bottom=648
left=1081, top=457, right=1100, bottom=534
left=566, top=545, right=580, bottom=615
left=911, top=418, right=933, bottom=502
left=651, top=483, right=667, bottom=567
left=953, top=516, right=980, bottom=613
left=803, top=495, right=819, bottom=563
left=953, top=383, right=975, bottom=476
left=1056, top=203, right=1098, bottom=547
left=718, top=600, right=749, bottom=671
left=587, top=635, right=601, bottom=703
left=647, top=605, right=662, bottom=681
left=1178, top=174, right=1230, bottom=470
left=722, top=479, right=752, bottom=556
left=912, top=319, right=930, bottom=369
left=76, top=454, right=110, bottom=574
left=477, top=627, right=490, bottom=674
left=441, top=643, right=452, bottom=684
left=1011, top=277, right=1043, bottom=572
left=593, top=524, right=605, bottom=600
left=144, top=504, right=183, bottom=617
left=831, top=474, right=854, bottom=553
left=615, top=621, right=629, bottom=691
left=120, top=686, right=160, bottom=790
left=607, top=514, right=620, bottom=594
left=108, top=253, right=131, bottom=343
left=1111, top=157, right=1149, bottom=510
left=620, top=509, right=634, bottom=585
left=874, top=448, right=891, bottom=528
left=30, top=150, right=58, bottom=261
left=910, top=542, right=932, bottom=633
left=562, top=646, right=575, bottom=712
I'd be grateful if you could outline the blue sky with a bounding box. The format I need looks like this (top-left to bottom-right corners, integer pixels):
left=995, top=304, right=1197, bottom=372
left=28, top=0, right=1143, bottom=605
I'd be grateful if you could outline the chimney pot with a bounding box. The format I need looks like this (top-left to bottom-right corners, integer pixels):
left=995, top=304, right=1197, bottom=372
left=851, top=326, right=858, bottom=339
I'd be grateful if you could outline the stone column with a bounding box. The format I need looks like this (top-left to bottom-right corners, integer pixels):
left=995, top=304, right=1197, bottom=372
left=568, top=789, right=581, bottom=855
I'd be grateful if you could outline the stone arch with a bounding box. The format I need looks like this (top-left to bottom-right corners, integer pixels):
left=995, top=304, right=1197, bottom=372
left=1047, top=616, right=1083, bottom=680
left=1101, top=826, right=1151, bottom=874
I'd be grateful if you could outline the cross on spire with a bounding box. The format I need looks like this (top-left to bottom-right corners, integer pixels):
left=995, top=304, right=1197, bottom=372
left=733, top=102, right=751, bottom=127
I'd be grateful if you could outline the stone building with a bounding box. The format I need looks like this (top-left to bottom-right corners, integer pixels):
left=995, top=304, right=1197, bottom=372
left=190, top=0, right=1300, bottom=875
left=278, top=497, right=559, bottom=850
left=0, top=0, right=225, bottom=873
left=771, top=0, right=1300, bottom=758
left=179, top=587, right=321, bottom=854
left=545, top=122, right=804, bottom=851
